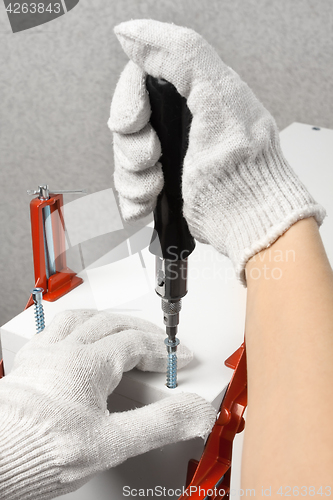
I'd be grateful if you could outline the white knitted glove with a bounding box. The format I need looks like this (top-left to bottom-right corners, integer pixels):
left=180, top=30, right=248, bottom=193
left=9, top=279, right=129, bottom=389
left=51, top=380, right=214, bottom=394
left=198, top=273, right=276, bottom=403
left=108, top=19, right=326, bottom=285
left=0, top=310, right=216, bottom=500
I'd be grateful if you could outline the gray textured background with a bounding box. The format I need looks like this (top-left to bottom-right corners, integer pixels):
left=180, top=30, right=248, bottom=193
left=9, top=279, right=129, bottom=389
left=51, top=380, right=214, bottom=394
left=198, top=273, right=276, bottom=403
left=0, top=0, right=332, bottom=326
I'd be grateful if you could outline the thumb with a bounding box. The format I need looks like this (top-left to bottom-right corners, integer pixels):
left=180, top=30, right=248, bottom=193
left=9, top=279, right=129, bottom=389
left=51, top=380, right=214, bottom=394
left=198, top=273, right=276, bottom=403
left=102, top=393, right=216, bottom=467
left=114, top=19, right=221, bottom=99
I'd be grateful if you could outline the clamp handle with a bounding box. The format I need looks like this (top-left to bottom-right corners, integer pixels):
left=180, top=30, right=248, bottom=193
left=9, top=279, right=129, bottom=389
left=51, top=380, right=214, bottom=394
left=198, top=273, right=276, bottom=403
left=146, top=76, right=195, bottom=260
left=27, top=186, right=87, bottom=199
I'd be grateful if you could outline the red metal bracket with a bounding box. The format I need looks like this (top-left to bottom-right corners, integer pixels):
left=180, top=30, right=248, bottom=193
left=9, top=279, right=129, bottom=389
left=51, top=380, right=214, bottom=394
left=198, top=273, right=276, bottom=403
left=25, top=192, right=83, bottom=308
left=179, top=342, right=247, bottom=499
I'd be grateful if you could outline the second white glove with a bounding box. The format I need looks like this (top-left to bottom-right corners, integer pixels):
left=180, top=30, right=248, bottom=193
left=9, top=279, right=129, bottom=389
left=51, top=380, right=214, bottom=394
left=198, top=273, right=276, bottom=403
left=0, top=310, right=216, bottom=500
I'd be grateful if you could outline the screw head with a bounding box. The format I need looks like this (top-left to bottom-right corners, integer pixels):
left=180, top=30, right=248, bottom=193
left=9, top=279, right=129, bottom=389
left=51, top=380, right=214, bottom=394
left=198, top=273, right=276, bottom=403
left=30, top=287, right=44, bottom=303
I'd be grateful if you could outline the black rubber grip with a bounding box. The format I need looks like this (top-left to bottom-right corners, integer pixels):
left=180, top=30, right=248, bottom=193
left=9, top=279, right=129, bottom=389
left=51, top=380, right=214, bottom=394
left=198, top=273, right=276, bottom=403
left=147, top=75, right=195, bottom=260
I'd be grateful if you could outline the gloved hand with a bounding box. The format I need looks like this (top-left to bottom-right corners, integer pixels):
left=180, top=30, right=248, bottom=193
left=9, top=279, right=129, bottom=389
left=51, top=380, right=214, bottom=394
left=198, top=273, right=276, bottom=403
left=0, top=310, right=216, bottom=500
left=108, top=19, right=326, bottom=285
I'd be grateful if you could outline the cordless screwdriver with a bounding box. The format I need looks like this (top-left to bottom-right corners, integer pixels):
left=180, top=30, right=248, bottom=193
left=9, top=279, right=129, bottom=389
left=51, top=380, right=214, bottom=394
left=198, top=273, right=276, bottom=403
left=146, top=76, right=195, bottom=389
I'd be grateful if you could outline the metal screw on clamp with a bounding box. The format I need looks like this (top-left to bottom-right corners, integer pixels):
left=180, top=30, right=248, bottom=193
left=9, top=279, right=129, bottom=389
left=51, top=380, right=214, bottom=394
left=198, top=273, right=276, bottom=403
left=31, top=287, right=45, bottom=334
left=27, top=186, right=88, bottom=198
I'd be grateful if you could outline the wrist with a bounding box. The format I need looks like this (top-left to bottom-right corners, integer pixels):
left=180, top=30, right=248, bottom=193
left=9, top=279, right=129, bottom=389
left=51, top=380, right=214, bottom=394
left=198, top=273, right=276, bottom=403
left=186, top=141, right=326, bottom=286
left=0, top=407, right=61, bottom=500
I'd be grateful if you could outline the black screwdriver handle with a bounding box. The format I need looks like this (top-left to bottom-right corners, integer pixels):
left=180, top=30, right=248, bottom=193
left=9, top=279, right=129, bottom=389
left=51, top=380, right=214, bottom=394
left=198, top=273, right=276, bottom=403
left=147, top=75, right=195, bottom=260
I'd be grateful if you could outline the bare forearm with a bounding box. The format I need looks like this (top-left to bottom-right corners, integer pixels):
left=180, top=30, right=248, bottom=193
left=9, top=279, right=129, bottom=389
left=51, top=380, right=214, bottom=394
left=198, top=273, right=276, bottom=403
left=242, top=217, right=333, bottom=492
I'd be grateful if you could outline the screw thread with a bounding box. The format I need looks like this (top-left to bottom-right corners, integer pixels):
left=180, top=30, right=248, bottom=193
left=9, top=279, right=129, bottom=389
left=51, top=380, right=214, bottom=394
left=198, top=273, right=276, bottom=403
left=34, top=303, right=45, bottom=334
left=166, top=352, right=178, bottom=389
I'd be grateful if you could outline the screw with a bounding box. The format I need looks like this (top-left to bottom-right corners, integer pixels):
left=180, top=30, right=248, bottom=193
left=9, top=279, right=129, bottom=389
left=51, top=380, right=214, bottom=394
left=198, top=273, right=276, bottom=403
left=164, top=337, right=180, bottom=389
left=31, top=288, right=45, bottom=334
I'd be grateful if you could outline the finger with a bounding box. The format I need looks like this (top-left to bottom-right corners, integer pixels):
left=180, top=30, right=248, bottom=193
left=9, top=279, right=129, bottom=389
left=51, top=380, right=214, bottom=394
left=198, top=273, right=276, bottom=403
left=114, top=19, right=220, bottom=98
left=69, top=311, right=164, bottom=343
left=88, top=327, right=193, bottom=396
left=93, top=328, right=193, bottom=377
left=117, top=194, right=156, bottom=221
left=113, top=126, right=162, bottom=221
left=114, top=161, right=163, bottom=201
left=113, top=158, right=163, bottom=222
left=13, top=310, right=98, bottom=365
left=113, top=123, right=161, bottom=172
left=39, top=310, right=98, bottom=343
left=101, top=393, right=216, bottom=468
left=108, top=60, right=150, bottom=134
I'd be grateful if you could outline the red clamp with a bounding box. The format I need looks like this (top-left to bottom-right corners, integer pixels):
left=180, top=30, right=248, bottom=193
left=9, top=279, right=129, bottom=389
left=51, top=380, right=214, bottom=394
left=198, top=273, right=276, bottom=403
left=25, top=185, right=85, bottom=308
left=179, top=342, right=247, bottom=499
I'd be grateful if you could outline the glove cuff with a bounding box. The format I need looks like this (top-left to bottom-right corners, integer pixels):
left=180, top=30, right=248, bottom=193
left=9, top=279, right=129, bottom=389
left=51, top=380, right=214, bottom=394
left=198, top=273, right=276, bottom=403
left=187, top=140, right=326, bottom=286
left=0, top=407, right=61, bottom=500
